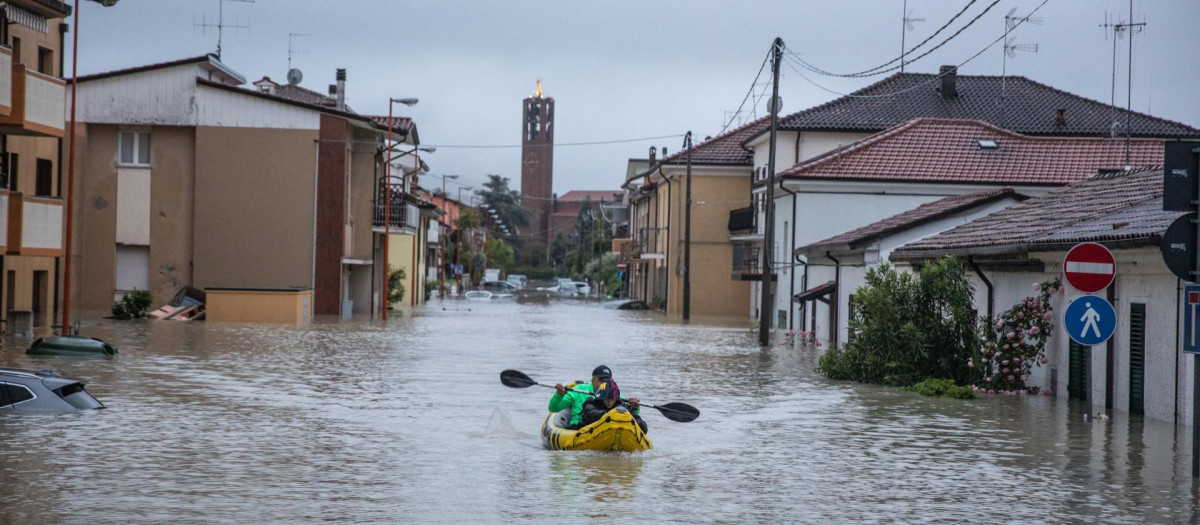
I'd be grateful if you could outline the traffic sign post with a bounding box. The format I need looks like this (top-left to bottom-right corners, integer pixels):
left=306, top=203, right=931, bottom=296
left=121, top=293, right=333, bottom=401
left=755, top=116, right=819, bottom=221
left=1064, top=296, right=1116, bottom=346
left=1064, top=243, right=1116, bottom=293
left=1162, top=141, right=1200, bottom=477
left=1185, top=285, right=1200, bottom=354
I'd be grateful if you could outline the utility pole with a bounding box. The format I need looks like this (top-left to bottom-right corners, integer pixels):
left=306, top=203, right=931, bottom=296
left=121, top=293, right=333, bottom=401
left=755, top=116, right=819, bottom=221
left=759, top=37, right=783, bottom=347
left=683, top=131, right=693, bottom=321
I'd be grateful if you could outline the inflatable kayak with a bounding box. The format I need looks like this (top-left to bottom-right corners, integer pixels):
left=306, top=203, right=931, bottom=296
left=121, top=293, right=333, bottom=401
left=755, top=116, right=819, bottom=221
left=541, top=406, right=652, bottom=452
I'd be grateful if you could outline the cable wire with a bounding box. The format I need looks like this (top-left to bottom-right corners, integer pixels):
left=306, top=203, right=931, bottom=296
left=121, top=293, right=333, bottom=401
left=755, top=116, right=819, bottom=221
left=717, top=45, right=774, bottom=135
left=424, top=133, right=685, bottom=149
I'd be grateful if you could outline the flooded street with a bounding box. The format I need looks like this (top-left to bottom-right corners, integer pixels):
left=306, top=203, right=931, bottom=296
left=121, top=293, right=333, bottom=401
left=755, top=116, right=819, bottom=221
left=1, top=300, right=1199, bottom=523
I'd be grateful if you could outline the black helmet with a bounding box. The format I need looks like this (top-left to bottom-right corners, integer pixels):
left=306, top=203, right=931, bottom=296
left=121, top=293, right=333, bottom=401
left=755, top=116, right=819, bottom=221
left=592, top=365, right=612, bottom=380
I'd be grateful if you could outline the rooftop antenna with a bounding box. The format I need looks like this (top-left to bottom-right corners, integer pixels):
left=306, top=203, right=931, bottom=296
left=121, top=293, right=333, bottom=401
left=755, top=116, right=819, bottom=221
left=1099, top=2, right=1145, bottom=166
left=194, top=0, right=254, bottom=59
left=899, top=0, right=925, bottom=73
left=1000, top=8, right=1042, bottom=128
left=287, top=32, right=310, bottom=72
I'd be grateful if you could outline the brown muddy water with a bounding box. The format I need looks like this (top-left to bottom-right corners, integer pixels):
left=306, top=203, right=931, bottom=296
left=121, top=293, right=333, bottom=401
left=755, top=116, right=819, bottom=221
left=0, top=299, right=1197, bottom=523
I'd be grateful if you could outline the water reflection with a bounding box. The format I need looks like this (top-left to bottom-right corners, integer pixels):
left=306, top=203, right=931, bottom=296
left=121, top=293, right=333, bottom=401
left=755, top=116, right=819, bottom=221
left=0, top=302, right=1197, bottom=523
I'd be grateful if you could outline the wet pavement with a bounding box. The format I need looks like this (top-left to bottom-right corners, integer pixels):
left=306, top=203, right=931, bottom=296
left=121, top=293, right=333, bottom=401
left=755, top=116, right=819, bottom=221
left=1, top=299, right=1198, bottom=523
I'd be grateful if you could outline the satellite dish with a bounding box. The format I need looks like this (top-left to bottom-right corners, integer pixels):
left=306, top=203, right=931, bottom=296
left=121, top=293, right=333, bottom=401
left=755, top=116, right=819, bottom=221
left=287, top=68, right=303, bottom=86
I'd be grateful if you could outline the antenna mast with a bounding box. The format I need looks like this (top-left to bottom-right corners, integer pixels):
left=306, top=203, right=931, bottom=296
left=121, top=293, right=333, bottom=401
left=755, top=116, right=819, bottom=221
left=1099, top=1, right=1145, bottom=166
left=288, top=32, right=310, bottom=71
left=1000, top=8, right=1042, bottom=127
left=195, top=0, right=254, bottom=59
left=899, top=0, right=924, bottom=73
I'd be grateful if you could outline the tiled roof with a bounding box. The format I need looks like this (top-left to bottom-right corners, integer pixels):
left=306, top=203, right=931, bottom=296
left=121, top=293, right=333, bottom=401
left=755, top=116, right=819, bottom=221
left=274, top=84, right=339, bottom=108
left=797, top=188, right=1025, bottom=255
left=558, top=190, right=622, bottom=202
left=890, top=167, right=1178, bottom=258
left=367, top=115, right=414, bottom=135
left=654, top=116, right=771, bottom=169
left=780, top=119, right=1164, bottom=185
left=775, top=72, right=1200, bottom=138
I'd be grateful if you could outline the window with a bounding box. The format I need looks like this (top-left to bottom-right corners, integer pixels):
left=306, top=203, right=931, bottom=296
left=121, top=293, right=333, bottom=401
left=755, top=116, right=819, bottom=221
left=1, top=383, right=35, bottom=407
left=11, top=37, right=20, bottom=65
left=36, top=46, right=52, bottom=75
left=118, top=131, right=151, bottom=166
left=8, top=153, right=17, bottom=191
left=35, top=158, right=51, bottom=196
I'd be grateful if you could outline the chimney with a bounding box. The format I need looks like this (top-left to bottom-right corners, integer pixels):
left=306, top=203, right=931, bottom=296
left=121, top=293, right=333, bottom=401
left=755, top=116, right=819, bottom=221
left=648, top=146, right=657, bottom=165
left=1055, top=108, right=1066, bottom=126
left=939, top=65, right=958, bottom=98
left=335, top=68, right=347, bottom=111
left=661, top=147, right=668, bottom=158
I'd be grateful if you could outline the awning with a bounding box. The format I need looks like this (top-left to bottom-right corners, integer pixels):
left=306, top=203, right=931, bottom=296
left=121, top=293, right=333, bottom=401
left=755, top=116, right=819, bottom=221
left=792, top=281, right=836, bottom=303
left=1, top=3, right=47, bottom=33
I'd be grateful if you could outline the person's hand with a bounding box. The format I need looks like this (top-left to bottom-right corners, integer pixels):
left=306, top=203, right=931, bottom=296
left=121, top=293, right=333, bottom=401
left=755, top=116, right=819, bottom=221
left=555, top=383, right=566, bottom=395
left=627, top=397, right=640, bottom=410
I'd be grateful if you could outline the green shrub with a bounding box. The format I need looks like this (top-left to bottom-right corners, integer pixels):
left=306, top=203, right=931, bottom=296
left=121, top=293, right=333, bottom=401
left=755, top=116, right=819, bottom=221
left=388, top=268, right=406, bottom=306
left=112, top=289, right=153, bottom=319
left=816, top=257, right=978, bottom=387
left=906, top=378, right=977, bottom=399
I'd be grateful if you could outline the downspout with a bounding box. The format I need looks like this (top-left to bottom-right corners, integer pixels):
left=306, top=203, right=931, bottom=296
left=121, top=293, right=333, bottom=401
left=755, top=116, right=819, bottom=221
left=53, top=23, right=67, bottom=323
left=826, top=250, right=840, bottom=347
left=781, top=183, right=798, bottom=330
left=968, top=255, right=993, bottom=320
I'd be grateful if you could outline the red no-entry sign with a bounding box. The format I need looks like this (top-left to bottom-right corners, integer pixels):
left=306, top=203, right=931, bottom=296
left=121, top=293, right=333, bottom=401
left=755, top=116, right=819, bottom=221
left=1064, top=242, right=1116, bottom=293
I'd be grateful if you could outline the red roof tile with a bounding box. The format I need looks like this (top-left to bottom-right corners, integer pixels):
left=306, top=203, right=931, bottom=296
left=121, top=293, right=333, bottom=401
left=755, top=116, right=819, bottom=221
left=890, top=167, right=1177, bottom=258
left=558, top=190, right=621, bottom=202
left=797, top=188, right=1025, bottom=255
left=654, top=116, right=771, bottom=169
left=775, top=73, right=1200, bottom=138
left=780, top=119, right=1164, bottom=185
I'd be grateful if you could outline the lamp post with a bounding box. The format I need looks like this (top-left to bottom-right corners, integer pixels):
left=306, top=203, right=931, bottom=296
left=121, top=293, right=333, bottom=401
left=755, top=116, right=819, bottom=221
left=380, top=95, right=419, bottom=320
left=62, top=0, right=120, bottom=334
left=455, top=185, right=472, bottom=293
left=439, top=174, right=459, bottom=298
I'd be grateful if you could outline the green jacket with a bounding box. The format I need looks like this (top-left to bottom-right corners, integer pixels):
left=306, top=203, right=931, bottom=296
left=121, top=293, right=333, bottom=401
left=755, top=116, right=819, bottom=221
left=547, top=381, right=640, bottom=426
left=548, top=381, right=593, bottom=426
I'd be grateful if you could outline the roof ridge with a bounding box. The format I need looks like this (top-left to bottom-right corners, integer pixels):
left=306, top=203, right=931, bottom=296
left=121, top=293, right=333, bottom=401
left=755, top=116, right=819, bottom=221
left=1013, top=76, right=1200, bottom=133
left=656, top=114, right=771, bottom=166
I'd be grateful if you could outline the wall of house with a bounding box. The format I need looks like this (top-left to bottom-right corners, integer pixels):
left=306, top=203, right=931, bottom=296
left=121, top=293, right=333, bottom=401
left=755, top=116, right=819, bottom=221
left=386, top=232, right=417, bottom=307
left=193, top=126, right=317, bottom=290
left=750, top=131, right=798, bottom=176
left=314, top=115, right=348, bottom=316
left=795, top=131, right=872, bottom=163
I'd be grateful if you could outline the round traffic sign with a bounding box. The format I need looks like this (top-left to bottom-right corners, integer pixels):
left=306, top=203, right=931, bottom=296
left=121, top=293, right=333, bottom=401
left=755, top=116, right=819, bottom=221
left=1063, top=242, right=1116, bottom=293
left=1162, top=212, right=1197, bottom=282
left=1063, top=296, right=1116, bottom=346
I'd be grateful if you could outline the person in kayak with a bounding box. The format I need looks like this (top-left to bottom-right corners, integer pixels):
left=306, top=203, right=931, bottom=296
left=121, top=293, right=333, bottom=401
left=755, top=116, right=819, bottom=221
left=549, top=365, right=642, bottom=429
left=580, top=378, right=648, bottom=434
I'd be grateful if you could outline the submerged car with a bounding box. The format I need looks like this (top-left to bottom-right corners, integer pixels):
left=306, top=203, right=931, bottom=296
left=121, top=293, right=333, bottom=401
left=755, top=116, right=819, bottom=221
left=0, top=367, right=104, bottom=412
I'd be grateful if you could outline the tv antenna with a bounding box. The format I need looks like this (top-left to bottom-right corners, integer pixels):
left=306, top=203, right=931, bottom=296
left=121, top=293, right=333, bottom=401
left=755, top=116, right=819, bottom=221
left=899, top=0, right=925, bottom=73
left=288, top=32, right=310, bottom=71
left=1099, top=0, right=1146, bottom=165
left=999, top=8, right=1043, bottom=127
left=194, top=0, right=254, bottom=59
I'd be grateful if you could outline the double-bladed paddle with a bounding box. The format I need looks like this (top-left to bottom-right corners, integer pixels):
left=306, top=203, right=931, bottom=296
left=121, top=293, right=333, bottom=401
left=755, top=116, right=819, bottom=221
left=500, top=369, right=700, bottom=423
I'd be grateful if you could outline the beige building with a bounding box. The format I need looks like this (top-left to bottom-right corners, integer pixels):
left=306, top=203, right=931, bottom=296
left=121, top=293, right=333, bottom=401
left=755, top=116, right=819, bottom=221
left=622, top=118, right=767, bottom=319
left=0, top=1, right=71, bottom=328
left=71, top=55, right=410, bottom=318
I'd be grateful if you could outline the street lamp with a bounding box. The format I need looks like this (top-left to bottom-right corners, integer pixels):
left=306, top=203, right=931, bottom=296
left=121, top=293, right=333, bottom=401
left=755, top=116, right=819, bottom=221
left=455, top=185, right=472, bottom=293
left=439, top=174, right=459, bottom=297
left=381, top=96, right=418, bottom=320
left=63, top=0, right=121, bottom=333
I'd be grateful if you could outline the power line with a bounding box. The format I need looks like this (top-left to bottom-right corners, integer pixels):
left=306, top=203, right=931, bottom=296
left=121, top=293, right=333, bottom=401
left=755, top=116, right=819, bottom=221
left=781, top=0, right=1049, bottom=100
left=787, top=0, right=1002, bottom=79
left=718, top=45, right=774, bottom=135
left=424, top=133, right=684, bottom=149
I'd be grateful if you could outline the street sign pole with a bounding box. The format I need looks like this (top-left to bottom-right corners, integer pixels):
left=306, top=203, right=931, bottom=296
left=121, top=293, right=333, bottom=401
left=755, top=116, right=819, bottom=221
left=1192, top=144, right=1200, bottom=479
left=1162, top=141, right=1200, bottom=477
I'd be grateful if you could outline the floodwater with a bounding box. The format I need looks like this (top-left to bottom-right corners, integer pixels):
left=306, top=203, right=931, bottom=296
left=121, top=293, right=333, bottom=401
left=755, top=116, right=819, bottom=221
left=1, top=299, right=1199, bottom=523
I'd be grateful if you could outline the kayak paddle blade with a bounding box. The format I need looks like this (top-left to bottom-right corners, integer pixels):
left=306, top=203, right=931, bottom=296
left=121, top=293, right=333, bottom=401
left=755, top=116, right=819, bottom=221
left=653, top=402, right=700, bottom=422
left=500, top=369, right=538, bottom=388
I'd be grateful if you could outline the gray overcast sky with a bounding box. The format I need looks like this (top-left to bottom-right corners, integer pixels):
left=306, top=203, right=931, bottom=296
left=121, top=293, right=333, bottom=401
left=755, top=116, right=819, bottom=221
left=71, top=0, right=1200, bottom=195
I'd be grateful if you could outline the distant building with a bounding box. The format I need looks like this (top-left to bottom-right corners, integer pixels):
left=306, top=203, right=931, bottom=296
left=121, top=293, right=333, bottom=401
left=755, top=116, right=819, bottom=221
left=521, top=81, right=553, bottom=245
left=549, top=190, right=621, bottom=240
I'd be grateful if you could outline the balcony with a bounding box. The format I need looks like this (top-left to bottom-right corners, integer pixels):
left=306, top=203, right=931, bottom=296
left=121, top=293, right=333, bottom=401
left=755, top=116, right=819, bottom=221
left=373, top=182, right=420, bottom=234
left=0, top=47, right=12, bottom=117
left=731, top=241, right=776, bottom=282
left=0, top=64, right=65, bottom=137
left=729, top=206, right=763, bottom=239
left=6, top=192, right=62, bottom=256
left=637, top=227, right=665, bottom=259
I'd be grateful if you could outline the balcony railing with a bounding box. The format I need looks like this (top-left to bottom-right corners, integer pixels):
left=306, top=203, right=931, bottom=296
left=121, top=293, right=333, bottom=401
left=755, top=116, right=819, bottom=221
left=373, top=182, right=420, bottom=232
left=0, top=64, right=65, bottom=137
left=0, top=47, right=12, bottom=117
left=729, top=206, right=762, bottom=237
left=637, top=227, right=665, bottom=256
left=6, top=193, right=62, bottom=256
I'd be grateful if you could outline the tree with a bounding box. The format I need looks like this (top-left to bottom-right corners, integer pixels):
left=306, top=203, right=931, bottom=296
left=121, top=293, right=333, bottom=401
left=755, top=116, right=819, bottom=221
left=484, top=237, right=515, bottom=271
left=477, top=174, right=531, bottom=231
left=388, top=268, right=407, bottom=306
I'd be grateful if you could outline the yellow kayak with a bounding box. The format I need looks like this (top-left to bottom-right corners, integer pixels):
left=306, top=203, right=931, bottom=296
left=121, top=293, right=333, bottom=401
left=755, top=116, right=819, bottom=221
left=541, top=406, right=652, bottom=452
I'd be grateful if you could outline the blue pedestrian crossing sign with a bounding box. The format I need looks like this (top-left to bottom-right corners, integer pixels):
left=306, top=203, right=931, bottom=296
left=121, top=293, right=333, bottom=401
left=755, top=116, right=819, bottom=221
left=1185, top=285, right=1200, bottom=354
left=1064, top=296, right=1116, bottom=346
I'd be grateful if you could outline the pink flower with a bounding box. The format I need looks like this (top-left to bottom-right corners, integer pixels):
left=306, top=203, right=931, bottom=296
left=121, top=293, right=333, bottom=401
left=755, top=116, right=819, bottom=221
left=1013, top=357, right=1022, bottom=365
left=1029, top=326, right=1040, bottom=336
left=1001, top=360, right=1009, bottom=366
left=1006, top=332, right=1015, bottom=340
left=1043, top=312, right=1052, bottom=321
left=1017, top=312, right=1025, bottom=320
left=1020, top=375, right=1028, bottom=381
left=1032, top=283, right=1040, bottom=291
left=1057, top=287, right=1065, bottom=296
left=1002, top=368, right=1010, bottom=374
left=995, top=321, right=1004, bottom=330
left=1041, top=357, right=1049, bottom=365
left=987, top=389, right=996, bottom=395
left=1007, top=375, right=1015, bottom=381
left=1003, top=344, right=1010, bottom=350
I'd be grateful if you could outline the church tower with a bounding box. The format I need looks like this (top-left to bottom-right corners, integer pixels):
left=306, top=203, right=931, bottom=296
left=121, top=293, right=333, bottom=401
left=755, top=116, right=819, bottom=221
left=521, top=80, right=554, bottom=245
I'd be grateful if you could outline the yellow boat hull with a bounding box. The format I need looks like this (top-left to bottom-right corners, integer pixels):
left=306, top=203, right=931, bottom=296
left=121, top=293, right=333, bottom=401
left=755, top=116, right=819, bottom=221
left=541, top=407, right=652, bottom=452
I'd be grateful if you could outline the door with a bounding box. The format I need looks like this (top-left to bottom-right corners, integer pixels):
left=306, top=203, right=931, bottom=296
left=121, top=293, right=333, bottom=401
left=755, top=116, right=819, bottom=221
left=1128, top=303, right=1145, bottom=415
left=31, top=270, right=46, bottom=327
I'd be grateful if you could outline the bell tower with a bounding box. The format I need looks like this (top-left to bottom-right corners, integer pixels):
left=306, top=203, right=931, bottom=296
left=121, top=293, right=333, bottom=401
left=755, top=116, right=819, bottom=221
left=521, top=80, right=554, bottom=246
